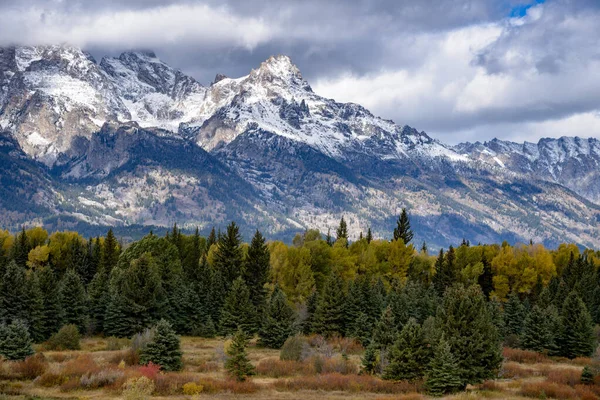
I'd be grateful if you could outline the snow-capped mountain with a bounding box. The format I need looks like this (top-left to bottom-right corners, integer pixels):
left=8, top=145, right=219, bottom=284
left=455, top=137, right=600, bottom=204
left=1, top=44, right=599, bottom=248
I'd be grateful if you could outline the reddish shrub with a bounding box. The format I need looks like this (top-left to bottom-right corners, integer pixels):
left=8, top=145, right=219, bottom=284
left=572, top=357, right=593, bottom=366
left=62, top=354, right=100, bottom=377
left=36, top=372, right=68, bottom=387
left=321, top=357, right=358, bottom=375
left=137, top=362, right=160, bottom=380
left=272, top=373, right=421, bottom=393
left=13, top=354, right=48, bottom=379
left=547, top=368, right=583, bottom=387
left=256, top=358, right=314, bottom=378
left=154, top=372, right=196, bottom=395
left=59, top=377, right=81, bottom=392
left=500, top=362, right=538, bottom=378
left=197, top=377, right=259, bottom=394
left=503, top=347, right=550, bottom=364
left=575, top=385, right=600, bottom=400
left=479, top=380, right=503, bottom=391
left=521, top=381, right=578, bottom=399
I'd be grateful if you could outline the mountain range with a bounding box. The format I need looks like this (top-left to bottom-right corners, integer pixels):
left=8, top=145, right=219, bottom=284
left=1, top=44, right=599, bottom=248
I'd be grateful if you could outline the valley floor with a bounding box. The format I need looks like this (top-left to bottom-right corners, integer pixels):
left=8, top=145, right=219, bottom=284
left=0, top=337, right=595, bottom=400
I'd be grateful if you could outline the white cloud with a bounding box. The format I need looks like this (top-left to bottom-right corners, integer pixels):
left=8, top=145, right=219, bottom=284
left=315, top=1, right=600, bottom=144
left=0, top=4, right=272, bottom=51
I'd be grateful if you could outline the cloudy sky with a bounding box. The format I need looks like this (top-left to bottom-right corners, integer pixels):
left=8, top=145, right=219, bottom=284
left=0, top=0, right=598, bottom=144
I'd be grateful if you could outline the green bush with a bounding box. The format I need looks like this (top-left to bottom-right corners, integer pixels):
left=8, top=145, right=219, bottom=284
left=280, top=335, right=307, bottom=362
left=45, top=325, right=80, bottom=351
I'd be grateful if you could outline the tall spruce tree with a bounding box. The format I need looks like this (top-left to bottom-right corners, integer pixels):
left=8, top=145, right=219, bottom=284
left=258, top=286, right=297, bottom=348
left=183, top=227, right=202, bottom=280
left=366, top=227, right=373, bottom=243
left=25, top=271, right=44, bottom=343
left=503, top=291, right=526, bottom=338
left=436, top=284, right=502, bottom=387
left=207, top=227, right=217, bottom=249
left=12, top=228, right=30, bottom=268
left=336, top=217, right=348, bottom=244
left=0, top=261, right=28, bottom=323
left=521, top=305, right=558, bottom=353
left=425, top=338, right=463, bottom=396
left=214, top=222, right=244, bottom=290
left=100, top=228, right=120, bottom=273
left=60, top=269, right=88, bottom=334
left=244, top=230, right=270, bottom=328
left=558, top=292, right=595, bottom=358
left=37, top=267, right=63, bottom=340
left=312, top=275, right=346, bottom=336
left=478, top=253, right=494, bottom=300
left=220, top=277, right=255, bottom=336
left=140, top=319, right=183, bottom=371
left=383, top=318, right=432, bottom=381
left=393, top=208, right=414, bottom=244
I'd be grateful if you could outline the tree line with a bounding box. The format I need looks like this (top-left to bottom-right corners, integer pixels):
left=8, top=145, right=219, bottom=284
left=0, top=209, right=599, bottom=393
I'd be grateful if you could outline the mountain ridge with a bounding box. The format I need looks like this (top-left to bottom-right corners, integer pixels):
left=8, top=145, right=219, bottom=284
left=0, top=44, right=599, bottom=248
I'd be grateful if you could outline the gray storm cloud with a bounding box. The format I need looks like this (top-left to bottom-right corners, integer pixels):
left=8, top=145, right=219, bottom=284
left=0, top=0, right=598, bottom=144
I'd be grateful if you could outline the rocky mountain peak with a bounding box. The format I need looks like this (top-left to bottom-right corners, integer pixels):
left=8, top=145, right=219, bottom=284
left=249, top=54, right=312, bottom=93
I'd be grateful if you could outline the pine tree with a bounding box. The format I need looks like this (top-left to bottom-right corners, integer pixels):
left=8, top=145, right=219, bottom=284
left=12, top=228, right=30, bottom=268
left=366, top=227, right=373, bottom=244
left=349, top=312, right=372, bottom=347
left=100, top=228, right=120, bottom=273
left=105, top=254, right=166, bottom=337
left=383, top=318, right=432, bottom=381
left=60, top=269, right=88, bottom=334
left=581, top=366, right=594, bottom=385
left=433, top=249, right=448, bottom=296
left=0, top=261, right=28, bottom=323
left=302, top=290, right=318, bottom=334
left=393, top=208, right=413, bottom=244
left=258, top=286, right=297, bottom=348
left=25, top=271, right=44, bottom=343
left=183, top=227, right=202, bottom=280
left=0, top=320, right=34, bottom=360
left=361, top=342, right=379, bottom=375
left=225, top=329, right=255, bottom=381
left=325, top=229, right=333, bottom=246
left=478, top=252, right=494, bottom=300
left=557, top=292, right=595, bottom=358
left=244, top=230, right=270, bottom=330
left=425, top=338, right=463, bottom=396
left=336, top=217, right=348, bottom=244
left=87, top=270, right=110, bottom=334
left=521, top=305, right=556, bottom=353
left=207, top=227, right=217, bottom=249
left=312, top=275, right=346, bottom=336
left=37, top=267, right=63, bottom=340
left=140, top=319, right=183, bottom=371
left=213, top=222, right=244, bottom=290
left=220, top=277, right=255, bottom=336
left=372, top=305, right=397, bottom=351
left=503, top=292, right=526, bottom=338
left=436, top=285, right=502, bottom=387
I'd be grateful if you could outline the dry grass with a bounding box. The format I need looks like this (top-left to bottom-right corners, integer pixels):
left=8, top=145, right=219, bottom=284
left=5, top=336, right=600, bottom=400
left=272, top=373, right=421, bottom=393
left=503, top=348, right=552, bottom=364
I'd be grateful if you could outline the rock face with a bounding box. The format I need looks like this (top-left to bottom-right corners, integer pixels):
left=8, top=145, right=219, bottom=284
left=1, top=44, right=600, bottom=247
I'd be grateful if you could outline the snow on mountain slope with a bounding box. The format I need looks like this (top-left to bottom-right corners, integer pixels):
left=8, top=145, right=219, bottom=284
left=184, top=55, right=466, bottom=165
left=99, top=51, right=208, bottom=131
left=0, top=45, right=130, bottom=165
left=455, top=137, right=600, bottom=203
